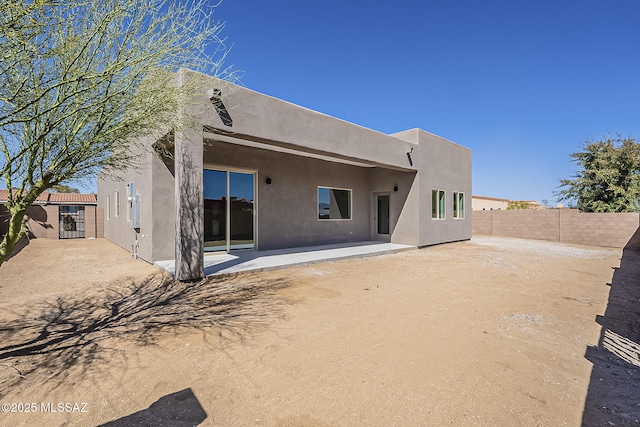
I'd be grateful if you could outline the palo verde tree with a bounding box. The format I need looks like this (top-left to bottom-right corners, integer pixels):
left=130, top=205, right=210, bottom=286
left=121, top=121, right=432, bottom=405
left=0, top=0, right=235, bottom=266
left=556, top=135, right=640, bottom=212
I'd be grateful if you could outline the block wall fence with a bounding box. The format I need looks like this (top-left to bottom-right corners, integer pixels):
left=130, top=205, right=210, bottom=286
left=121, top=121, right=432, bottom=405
left=473, top=209, right=640, bottom=250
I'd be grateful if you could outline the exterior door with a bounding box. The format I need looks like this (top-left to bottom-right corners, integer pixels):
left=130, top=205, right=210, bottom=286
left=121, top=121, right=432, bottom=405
left=59, top=205, right=85, bottom=239
left=204, top=169, right=255, bottom=251
left=374, top=193, right=390, bottom=241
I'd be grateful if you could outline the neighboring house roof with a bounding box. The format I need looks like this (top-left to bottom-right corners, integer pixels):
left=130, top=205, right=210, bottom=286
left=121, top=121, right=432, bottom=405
left=472, top=195, right=510, bottom=202
left=48, top=192, right=97, bottom=204
left=0, top=190, right=97, bottom=205
left=0, top=189, right=50, bottom=203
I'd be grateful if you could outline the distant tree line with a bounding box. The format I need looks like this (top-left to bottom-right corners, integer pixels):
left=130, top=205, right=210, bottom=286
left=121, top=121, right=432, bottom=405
left=51, top=185, right=79, bottom=193
left=506, top=201, right=536, bottom=210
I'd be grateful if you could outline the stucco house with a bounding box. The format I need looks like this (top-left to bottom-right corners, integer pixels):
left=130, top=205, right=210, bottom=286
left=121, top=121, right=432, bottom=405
left=98, top=71, right=472, bottom=280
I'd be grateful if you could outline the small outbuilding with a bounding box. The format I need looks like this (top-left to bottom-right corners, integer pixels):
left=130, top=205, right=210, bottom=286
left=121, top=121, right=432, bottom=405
left=0, top=190, right=101, bottom=240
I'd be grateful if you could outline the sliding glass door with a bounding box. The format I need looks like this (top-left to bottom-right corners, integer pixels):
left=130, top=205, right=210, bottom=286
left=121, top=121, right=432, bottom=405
left=204, top=169, right=255, bottom=251
left=229, top=172, right=255, bottom=249
left=203, top=170, right=227, bottom=250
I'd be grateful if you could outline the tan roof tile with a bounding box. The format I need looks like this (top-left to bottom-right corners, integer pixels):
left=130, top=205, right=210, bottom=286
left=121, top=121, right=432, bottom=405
left=48, top=192, right=97, bottom=203
left=0, top=190, right=96, bottom=204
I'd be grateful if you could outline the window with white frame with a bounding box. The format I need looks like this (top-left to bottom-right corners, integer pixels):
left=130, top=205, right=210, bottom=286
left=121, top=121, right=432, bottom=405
left=318, top=187, right=352, bottom=220
left=115, top=190, right=120, bottom=217
left=432, top=189, right=445, bottom=219
left=106, top=195, right=111, bottom=220
left=453, top=192, right=465, bottom=219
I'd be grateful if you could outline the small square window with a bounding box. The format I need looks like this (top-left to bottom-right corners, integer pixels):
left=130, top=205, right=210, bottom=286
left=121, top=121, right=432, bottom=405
left=318, top=187, right=352, bottom=220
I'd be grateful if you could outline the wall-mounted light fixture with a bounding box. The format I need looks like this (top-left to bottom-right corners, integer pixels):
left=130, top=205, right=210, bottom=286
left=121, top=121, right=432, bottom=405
left=394, top=185, right=398, bottom=192
left=266, top=177, right=272, bottom=185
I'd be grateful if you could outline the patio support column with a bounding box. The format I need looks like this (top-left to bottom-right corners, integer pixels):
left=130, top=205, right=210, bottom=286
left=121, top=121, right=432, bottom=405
left=174, top=123, right=204, bottom=281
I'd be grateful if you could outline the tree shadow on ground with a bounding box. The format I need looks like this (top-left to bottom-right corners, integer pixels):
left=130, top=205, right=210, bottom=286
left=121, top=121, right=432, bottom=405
left=582, top=247, right=640, bottom=426
left=0, top=272, right=294, bottom=390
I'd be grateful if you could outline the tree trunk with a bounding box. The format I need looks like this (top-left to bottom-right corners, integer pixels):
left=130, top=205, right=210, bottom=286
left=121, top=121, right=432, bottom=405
left=0, top=207, right=28, bottom=267
left=0, top=180, right=51, bottom=268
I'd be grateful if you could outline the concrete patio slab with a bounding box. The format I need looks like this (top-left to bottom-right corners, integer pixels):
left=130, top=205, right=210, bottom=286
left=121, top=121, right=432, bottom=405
left=154, top=241, right=415, bottom=277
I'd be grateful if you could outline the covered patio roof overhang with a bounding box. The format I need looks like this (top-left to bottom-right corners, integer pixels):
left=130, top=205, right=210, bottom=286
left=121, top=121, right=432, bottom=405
left=202, top=126, right=418, bottom=172
left=158, top=128, right=418, bottom=172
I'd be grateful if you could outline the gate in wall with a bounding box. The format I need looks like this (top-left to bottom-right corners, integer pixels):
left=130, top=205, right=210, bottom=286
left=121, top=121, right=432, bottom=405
left=59, top=206, right=85, bottom=239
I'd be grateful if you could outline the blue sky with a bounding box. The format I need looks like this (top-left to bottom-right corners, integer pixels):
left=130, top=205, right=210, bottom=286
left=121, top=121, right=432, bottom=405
left=213, top=0, right=640, bottom=204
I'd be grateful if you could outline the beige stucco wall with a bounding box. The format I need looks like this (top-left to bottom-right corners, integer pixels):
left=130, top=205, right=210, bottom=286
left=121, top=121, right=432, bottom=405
left=98, top=142, right=156, bottom=261
left=472, top=197, right=508, bottom=211
left=200, top=76, right=417, bottom=173
left=143, top=138, right=416, bottom=257
left=392, top=129, right=473, bottom=247
left=122, top=137, right=429, bottom=263
left=206, top=140, right=369, bottom=249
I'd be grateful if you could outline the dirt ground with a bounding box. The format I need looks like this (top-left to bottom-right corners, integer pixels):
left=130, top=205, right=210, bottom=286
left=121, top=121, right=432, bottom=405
left=0, top=237, right=638, bottom=426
